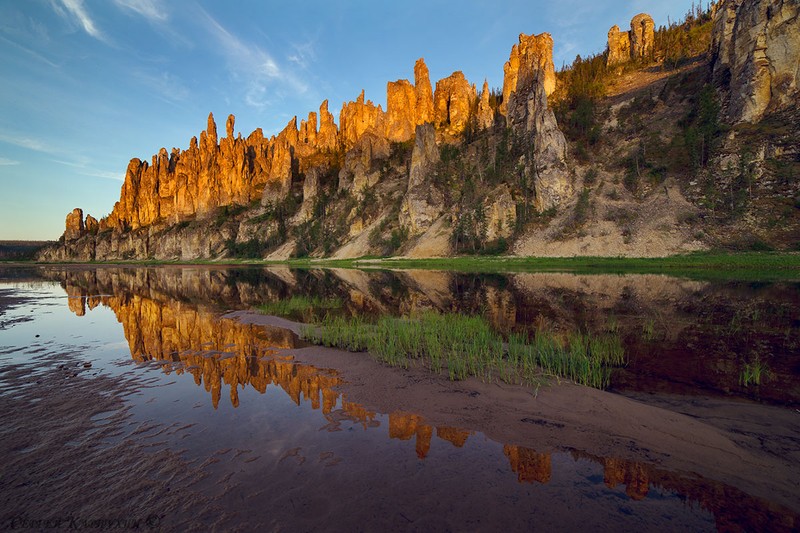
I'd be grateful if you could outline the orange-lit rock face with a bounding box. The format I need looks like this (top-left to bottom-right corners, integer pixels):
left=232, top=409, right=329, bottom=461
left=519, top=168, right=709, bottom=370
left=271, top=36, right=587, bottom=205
left=607, top=24, right=632, bottom=66
left=500, top=32, right=555, bottom=117
left=339, top=90, right=385, bottom=151
left=102, top=109, right=346, bottom=232
left=386, top=79, right=418, bottom=143
left=414, top=58, right=434, bottom=125
left=607, top=14, right=653, bottom=67
left=64, top=208, right=85, bottom=241
left=630, top=13, right=655, bottom=60
left=476, top=80, right=494, bottom=130
left=503, top=445, right=552, bottom=484
left=433, top=71, right=476, bottom=136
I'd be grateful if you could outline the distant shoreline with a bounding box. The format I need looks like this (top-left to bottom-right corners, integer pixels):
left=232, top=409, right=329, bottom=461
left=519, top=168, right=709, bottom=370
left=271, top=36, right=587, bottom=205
left=3, top=251, right=800, bottom=280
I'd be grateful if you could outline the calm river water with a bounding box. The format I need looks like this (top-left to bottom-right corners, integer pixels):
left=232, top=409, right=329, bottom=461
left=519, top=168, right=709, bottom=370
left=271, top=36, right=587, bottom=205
left=1, top=265, right=798, bottom=531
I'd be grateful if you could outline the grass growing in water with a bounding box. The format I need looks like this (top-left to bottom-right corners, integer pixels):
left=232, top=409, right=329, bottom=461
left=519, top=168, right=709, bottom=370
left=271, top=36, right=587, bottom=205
left=300, top=312, right=626, bottom=389
left=257, top=296, right=342, bottom=317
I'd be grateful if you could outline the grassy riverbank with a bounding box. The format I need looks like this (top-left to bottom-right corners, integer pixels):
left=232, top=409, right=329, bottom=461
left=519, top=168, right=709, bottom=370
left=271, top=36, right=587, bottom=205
left=10, top=251, right=800, bottom=280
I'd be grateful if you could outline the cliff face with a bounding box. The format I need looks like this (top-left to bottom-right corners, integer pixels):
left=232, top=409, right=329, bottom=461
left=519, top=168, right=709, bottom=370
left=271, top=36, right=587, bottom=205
left=42, top=26, right=577, bottom=262
left=711, top=0, right=800, bottom=124
left=502, top=32, right=571, bottom=211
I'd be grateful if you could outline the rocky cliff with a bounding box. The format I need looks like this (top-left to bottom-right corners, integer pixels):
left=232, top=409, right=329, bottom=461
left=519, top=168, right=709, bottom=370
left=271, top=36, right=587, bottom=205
left=42, top=30, right=574, bottom=262
left=711, top=0, right=800, bottom=124
left=39, top=3, right=800, bottom=261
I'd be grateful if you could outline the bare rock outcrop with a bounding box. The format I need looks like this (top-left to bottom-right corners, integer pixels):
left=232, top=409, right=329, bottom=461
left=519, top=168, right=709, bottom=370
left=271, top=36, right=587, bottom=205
left=607, top=25, right=632, bottom=66
left=339, top=90, right=385, bottom=150
left=476, top=80, right=494, bottom=130
left=385, top=58, right=441, bottom=142
left=85, top=215, right=99, bottom=234
left=414, top=58, right=435, bottom=125
left=386, top=79, right=418, bottom=143
left=317, top=100, right=338, bottom=151
left=712, top=0, right=800, bottom=124
left=501, top=33, right=556, bottom=117
left=527, top=74, right=572, bottom=211
left=434, top=72, right=477, bottom=136
left=607, top=14, right=655, bottom=67
left=338, top=131, right=390, bottom=194
left=65, top=208, right=85, bottom=241
left=485, top=188, right=516, bottom=241
left=630, top=13, right=655, bottom=60
left=503, top=33, right=571, bottom=211
left=400, top=124, right=443, bottom=235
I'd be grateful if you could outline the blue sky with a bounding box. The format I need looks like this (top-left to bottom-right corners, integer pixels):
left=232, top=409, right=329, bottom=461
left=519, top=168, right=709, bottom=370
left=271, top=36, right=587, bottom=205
left=0, top=0, right=703, bottom=240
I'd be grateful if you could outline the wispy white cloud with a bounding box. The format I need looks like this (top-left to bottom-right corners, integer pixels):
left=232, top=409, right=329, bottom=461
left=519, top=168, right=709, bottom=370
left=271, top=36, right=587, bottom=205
left=0, top=132, right=56, bottom=154
left=51, top=158, right=124, bottom=181
left=51, top=0, right=108, bottom=43
left=113, top=0, right=168, bottom=23
left=288, top=40, right=317, bottom=70
left=0, top=133, right=120, bottom=180
left=197, top=7, right=308, bottom=110
left=132, top=69, right=190, bottom=102
left=0, top=35, right=60, bottom=69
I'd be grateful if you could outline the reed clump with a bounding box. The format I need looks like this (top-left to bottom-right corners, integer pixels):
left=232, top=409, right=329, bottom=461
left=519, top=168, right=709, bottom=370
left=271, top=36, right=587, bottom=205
left=300, top=312, right=626, bottom=389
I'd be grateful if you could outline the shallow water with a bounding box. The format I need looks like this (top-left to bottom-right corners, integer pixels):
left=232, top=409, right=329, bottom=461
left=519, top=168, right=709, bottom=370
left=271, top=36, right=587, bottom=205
left=1, top=265, right=798, bottom=531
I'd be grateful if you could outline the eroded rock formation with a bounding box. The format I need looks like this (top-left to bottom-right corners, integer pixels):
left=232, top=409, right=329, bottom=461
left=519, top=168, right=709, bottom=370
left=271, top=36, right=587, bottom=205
left=607, top=14, right=655, bottom=67
left=400, top=123, right=443, bottom=235
left=501, top=32, right=556, bottom=117
left=45, top=28, right=573, bottom=259
left=433, top=71, right=477, bottom=136
left=607, top=25, right=632, bottom=66
left=64, top=208, right=85, bottom=241
left=711, top=0, right=800, bottom=124
left=339, top=90, right=385, bottom=150
left=502, top=32, right=571, bottom=211
left=630, top=13, right=655, bottom=60
left=384, top=59, right=437, bottom=143
left=476, top=80, right=494, bottom=130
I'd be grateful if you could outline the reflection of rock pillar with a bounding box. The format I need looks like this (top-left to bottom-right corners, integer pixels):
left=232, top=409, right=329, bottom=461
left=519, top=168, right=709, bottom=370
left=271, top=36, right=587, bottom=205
left=208, top=372, right=221, bottom=410
left=65, top=285, right=86, bottom=316
left=604, top=458, right=649, bottom=500
left=389, top=412, right=433, bottom=459
left=503, top=445, right=552, bottom=483
left=416, top=425, right=432, bottom=459
left=68, top=296, right=86, bottom=317
left=436, top=426, right=471, bottom=448
left=230, top=381, right=240, bottom=409
left=322, top=388, right=338, bottom=414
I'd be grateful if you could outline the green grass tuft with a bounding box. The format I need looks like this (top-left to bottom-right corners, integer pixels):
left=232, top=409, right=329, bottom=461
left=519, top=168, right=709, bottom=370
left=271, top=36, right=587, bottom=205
left=300, top=312, right=627, bottom=389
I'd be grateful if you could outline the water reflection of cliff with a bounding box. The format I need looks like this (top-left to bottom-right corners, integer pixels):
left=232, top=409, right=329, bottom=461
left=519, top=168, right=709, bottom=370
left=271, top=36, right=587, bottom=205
left=47, top=265, right=800, bottom=405
left=52, top=272, right=798, bottom=532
